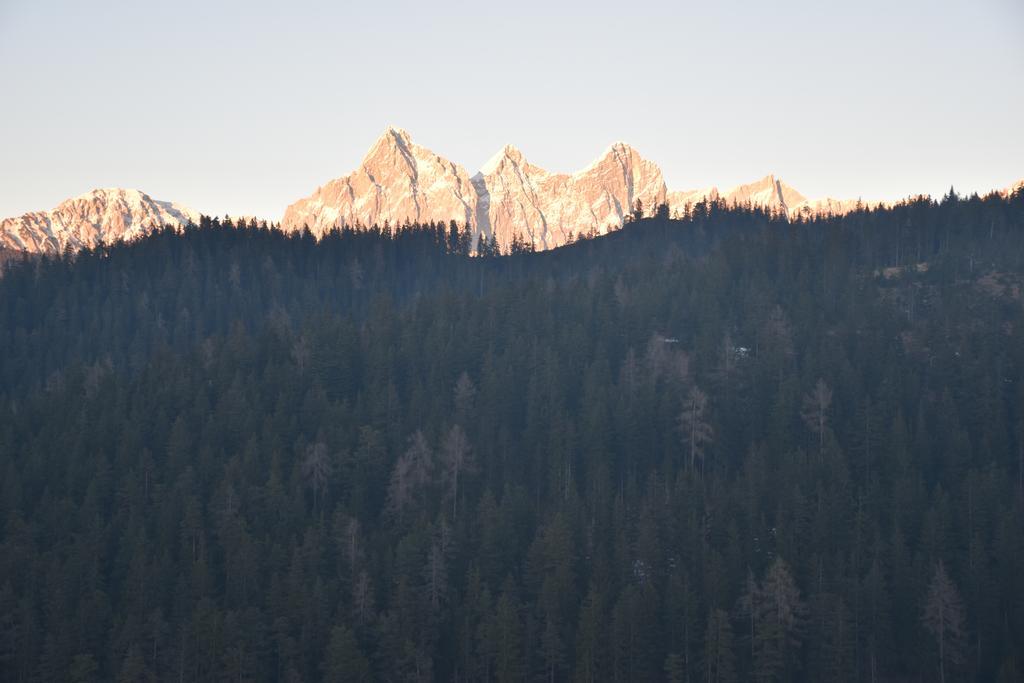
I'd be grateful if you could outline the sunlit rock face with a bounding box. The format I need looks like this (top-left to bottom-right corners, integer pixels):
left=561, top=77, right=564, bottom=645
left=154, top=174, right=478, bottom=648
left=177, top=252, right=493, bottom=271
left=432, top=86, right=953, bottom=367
left=4, top=129, right=1011, bottom=259
left=667, top=175, right=807, bottom=216
left=280, top=128, right=918, bottom=250
left=788, top=196, right=864, bottom=217
left=666, top=176, right=866, bottom=219
left=473, top=142, right=667, bottom=250
left=280, top=126, right=478, bottom=237
left=0, top=128, right=919, bottom=258
left=721, top=175, right=807, bottom=212
left=0, top=188, right=199, bottom=255
left=282, top=128, right=667, bottom=251
left=666, top=186, right=720, bottom=214
left=725, top=177, right=862, bottom=218
left=281, top=128, right=892, bottom=251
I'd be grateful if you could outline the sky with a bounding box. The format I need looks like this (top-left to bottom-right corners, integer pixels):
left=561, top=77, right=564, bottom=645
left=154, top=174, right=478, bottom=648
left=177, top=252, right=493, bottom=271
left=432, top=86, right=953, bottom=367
left=1, top=0, right=1022, bottom=220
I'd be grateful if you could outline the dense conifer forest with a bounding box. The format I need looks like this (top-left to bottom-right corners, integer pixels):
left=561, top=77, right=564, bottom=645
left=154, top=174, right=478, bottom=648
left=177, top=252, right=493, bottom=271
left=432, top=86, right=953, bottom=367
left=2, top=191, right=1024, bottom=682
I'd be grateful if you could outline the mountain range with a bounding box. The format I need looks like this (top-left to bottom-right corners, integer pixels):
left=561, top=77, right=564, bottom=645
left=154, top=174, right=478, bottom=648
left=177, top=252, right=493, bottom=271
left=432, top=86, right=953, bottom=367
left=0, top=188, right=198, bottom=255
left=2, top=127, right=1020, bottom=255
left=278, top=127, right=863, bottom=250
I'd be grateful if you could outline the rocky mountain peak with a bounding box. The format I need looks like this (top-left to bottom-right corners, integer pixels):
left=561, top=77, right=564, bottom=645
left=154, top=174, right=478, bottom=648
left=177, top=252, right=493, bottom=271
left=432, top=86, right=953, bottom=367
left=478, top=144, right=529, bottom=177
left=1, top=188, right=198, bottom=255
left=281, top=128, right=477, bottom=235
left=5, top=129, right=968, bottom=258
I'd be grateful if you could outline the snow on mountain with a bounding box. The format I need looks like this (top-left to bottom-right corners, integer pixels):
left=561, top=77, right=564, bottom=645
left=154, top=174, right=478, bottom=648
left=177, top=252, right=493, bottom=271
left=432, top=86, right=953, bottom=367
left=283, top=129, right=667, bottom=251
left=473, top=142, right=666, bottom=250
left=0, top=188, right=199, bottom=255
left=281, top=128, right=905, bottom=250
left=8, top=130, right=1012, bottom=259
left=280, top=126, right=477, bottom=237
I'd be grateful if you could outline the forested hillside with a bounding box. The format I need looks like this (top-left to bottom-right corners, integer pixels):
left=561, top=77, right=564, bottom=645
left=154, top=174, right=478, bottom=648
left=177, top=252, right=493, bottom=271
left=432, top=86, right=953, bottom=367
left=2, top=192, right=1024, bottom=682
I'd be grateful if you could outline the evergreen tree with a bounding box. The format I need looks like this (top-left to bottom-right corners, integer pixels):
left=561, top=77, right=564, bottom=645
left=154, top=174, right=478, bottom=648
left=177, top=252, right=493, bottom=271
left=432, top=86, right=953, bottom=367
left=923, top=561, right=966, bottom=683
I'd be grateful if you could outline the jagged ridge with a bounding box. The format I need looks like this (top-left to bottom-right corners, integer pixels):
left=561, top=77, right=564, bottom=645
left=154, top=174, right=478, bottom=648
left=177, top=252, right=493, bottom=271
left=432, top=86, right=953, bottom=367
left=4, top=129, right=1021, bottom=257
left=280, top=128, right=884, bottom=252
left=1, top=188, right=198, bottom=255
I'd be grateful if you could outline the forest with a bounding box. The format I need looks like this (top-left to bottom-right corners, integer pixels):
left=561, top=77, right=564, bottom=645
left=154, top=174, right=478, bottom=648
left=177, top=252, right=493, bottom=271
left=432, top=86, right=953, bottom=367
left=1, top=190, right=1024, bottom=682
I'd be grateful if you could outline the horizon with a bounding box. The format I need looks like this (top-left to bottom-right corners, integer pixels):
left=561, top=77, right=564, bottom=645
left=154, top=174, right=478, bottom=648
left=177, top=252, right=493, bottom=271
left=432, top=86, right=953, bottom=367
left=5, top=124, right=1023, bottom=225
left=1, top=0, right=1022, bottom=220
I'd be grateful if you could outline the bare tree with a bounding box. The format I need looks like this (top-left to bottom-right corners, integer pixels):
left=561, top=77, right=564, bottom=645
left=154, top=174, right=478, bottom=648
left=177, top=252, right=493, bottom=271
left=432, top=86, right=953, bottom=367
left=425, top=540, right=448, bottom=611
left=613, top=276, right=631, bottom=309
left=679, top=386, right=713, bottom=475
left=1018, top=418, right=1023, bottom=499
left=352, top=570, right=374, bottom=626
left=923, top=561, right=965, bottom=683
left=302, top=442, right=332, bottom=517
left=387, top=452, right=415, bottom=523
left=291, top=335, right=310, bottom=375
left=387, top=431, right=433, bottom=522
left=442, top=424, right=474, bottom=519
left=645, top=333, right=668, bottom=380
left=753, top=558, right=806, bottom=682
left=619, top=347, right=640, bottom=402
left=801, top=379, right=833, bottom=459
left=711, top=334, right=738, bottom=401
left=760, top=305, right=794, bottom=362
left=736, top=568, right=760, bottom=664
left=334, top=516, right=362, bottom=581
left=453, top=372, right=476, bottom=426
left=348, top=257, right=364, bottom=290
left=703, top=608, right=737, bottom=683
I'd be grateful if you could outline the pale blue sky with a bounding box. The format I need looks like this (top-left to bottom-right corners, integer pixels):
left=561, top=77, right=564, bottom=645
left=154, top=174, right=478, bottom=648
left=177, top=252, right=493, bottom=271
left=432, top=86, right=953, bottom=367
left=1, top=0, right=1022, bottom=220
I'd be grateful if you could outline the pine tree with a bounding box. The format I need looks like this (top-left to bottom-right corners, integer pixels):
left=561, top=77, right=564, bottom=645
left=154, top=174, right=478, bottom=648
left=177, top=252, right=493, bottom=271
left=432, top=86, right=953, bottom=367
left=801, top=378, right=832, bottom=460
left=301, top=442, right=332, bottom=519
left=493, top=579, right=523, bottom=683
left=703, top=608, right=737, bottom=683
left=442, top=424, right=474, bottom=519
left=923, top=561, right=966, bottom=683
left=664, top=652, right=684, bottom=683
left=69, top=653, right=99, bottom=683
left=574, top=583, right=604, bottom=683
left=323, top=624, right=371, bottom=681
left=753, top=558, right=805, bottom=682
left=679, top=386, right=713, bottom=475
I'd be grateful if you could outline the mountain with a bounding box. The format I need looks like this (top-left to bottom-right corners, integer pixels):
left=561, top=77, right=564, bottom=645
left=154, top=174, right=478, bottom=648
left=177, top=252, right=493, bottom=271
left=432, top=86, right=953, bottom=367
left=282, top=128, right=876, bottom=251
left=0, top=188, right=198, bottom=255
left=5, top=132, right=1014, bottom=258
left=280, top=126, right=477, bottom=237
left=283, top=129, right=666, bottom=250
left=720, top=175, right=807, bottom=212
left=789, top=196, right=864, bottom=217
left=666, top=186, right=720, bottom=212
left=473, top=142, right=666, bottom=250
left=666, top=176, right=862, bottom=218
